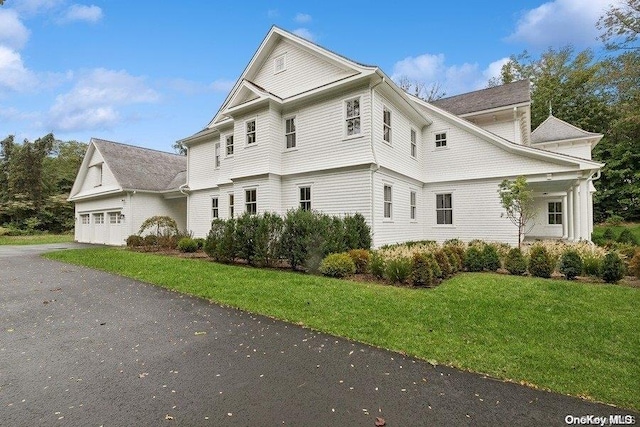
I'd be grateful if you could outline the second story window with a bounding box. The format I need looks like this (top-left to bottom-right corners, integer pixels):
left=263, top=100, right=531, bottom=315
left=410, top=129, right=417, bottom=158
left=435, top=132, right=447, bottom=148
left=229, top=194, right=234, bottom=218
left=226, top=135, right=234, bottom=156
left=345, top=97, right=361, bottom=136
left=383, top=185, right=392, bottom=219
left=246, top=120, right=256, bottom=144
left=285, top=117, right=296, bottom=149
left=383, top=107, right=391, bottom=143
left=215, top=143, right=220, bottom=168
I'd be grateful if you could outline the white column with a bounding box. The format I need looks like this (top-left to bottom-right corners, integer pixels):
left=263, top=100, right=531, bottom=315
left=562, top=194, right=568, bottom=238
left=573, top=184, right=580, bottom=241
left=579, top=180, right=590, bottom=241
left=588, top=183, right=594, bottom=240
left=568, top=188, right=574, bottom=241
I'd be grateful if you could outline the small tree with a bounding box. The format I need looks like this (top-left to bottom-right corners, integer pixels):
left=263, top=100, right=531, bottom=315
left=498, top=176, right=537, bottom=248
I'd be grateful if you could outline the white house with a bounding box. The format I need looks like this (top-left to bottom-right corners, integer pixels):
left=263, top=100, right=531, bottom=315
left=71, top=26, right=603, bottom=247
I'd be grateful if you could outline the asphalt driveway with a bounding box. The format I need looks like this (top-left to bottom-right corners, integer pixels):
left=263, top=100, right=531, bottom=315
left=0, top=245, right=637, bottom=426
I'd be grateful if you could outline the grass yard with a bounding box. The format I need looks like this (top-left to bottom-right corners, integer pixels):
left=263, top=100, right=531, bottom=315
left=0, top=233, right=74, bottom=245
left=593, top=223, right=640, bottom=243
left=45, top=247, right=640, bottom=410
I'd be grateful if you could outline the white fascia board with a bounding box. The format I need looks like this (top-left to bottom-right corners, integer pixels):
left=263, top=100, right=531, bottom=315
left=178, top=127, right=221, bottom=146
left=457, top=102, right=530, bottom=118
left=374, top=70, right=433, bottom=127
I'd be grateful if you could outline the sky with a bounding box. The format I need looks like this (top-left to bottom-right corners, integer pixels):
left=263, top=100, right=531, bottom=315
left=0, top=0, right=618, bottom=152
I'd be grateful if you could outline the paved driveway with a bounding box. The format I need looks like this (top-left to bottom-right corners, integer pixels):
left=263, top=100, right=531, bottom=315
left=1, top=245, right=637, bottom=426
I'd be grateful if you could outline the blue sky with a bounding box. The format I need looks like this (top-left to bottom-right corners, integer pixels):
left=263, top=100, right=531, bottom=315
left=0, top=0, right=615, bottom=152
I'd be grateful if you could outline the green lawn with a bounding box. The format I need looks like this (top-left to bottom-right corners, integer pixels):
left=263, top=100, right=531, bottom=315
left=0, top=233, right=74, bottom=245
left=593, top=223, right=640, bottom=243
left=44, top=248, right=640, bottom=410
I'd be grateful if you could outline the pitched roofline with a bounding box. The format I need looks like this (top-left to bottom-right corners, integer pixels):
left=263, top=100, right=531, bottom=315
left=409, top=95, right=603, bottom=170
left=531, top=114, right=603, bottom=138
left=91, top=137, right=183, bottom=158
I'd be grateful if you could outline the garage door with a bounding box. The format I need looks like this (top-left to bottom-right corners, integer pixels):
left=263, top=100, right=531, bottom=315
left=92, top=213, right=106, bottom=244
left=106, top=212, right=123, bottom=245
left=78, top=214, right=91, bottom=243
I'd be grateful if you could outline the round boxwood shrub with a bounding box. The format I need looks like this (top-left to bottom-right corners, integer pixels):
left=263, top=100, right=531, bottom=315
left=194, top=237, right=206, bottom=250
left=433, top=249, right=452, bottom=278
left=319, top=253, right=356, bottom=278
left=347, top=249, right=370, bottom=274
left=443, top=246, right=462, bottom=273
left=528, top=246, right=554, bottom=278
left=559, top=249, right=583, bottom=280
left=482, top=245, right=501, bottom=272
left=465, top=246, right=484, bottom=272
left=602, top=227, right=616, bottom=242
left=126, top=234, right=144, bottom=247
left=616, top=228, right=638, bottom=245
left=601, top=252, right=625, bottom=283
left=178, top=237, right=198, bottom=253
left=504, top=247, right=527, bottom=275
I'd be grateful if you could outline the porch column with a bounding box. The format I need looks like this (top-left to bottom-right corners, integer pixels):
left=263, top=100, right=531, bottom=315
left=588, top=183, right=594, bottom=240
left=579, top=180, right=590, bottom=240
left=572, top=184, right=580, bottom=241
left=568, top=188, right=574, bottom=241
left=562, top=194, right=568, bottom=238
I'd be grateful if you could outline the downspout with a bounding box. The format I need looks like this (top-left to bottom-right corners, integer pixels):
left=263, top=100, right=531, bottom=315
left=179, top=184, right=190, bottom=231
left=370, top=76, right=384, bottom=247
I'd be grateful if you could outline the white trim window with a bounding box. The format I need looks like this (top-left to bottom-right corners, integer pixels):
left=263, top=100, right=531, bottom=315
left=226, top=134, right=234, bottom=156
left=435, top=132, right=447, bottom=148
left=229, top=194, right=234, bottom=218
left=215, top=142, right=221, bottom=168
left=108, top=212, right=122, bottom=224
left=246, top=120, right=256, bottom=144
left=274, top=54, right=286, bottom=74
left=80, top=214, right=90, bottom=225
left=93, top=213, right=104, bottom=225
left=345, top=97, right=361, bottom=136
left=410, top=191, right=417, bottom=220
left=410, top=129, right=417, bottom=158
left=383, top=107, right=391, bottom=143
left=383, top=185, right=392, bottom=219
left=299, top=186, right=311, bottom=211
left=245, top=189, right=257, bottom=215
left=285, top=117, right=296, bottom=149
left=548, top=201, right=562, bottom=225
left=212, top=197, right=219, bottom=219
left=436, top=193, right=453, bottom=225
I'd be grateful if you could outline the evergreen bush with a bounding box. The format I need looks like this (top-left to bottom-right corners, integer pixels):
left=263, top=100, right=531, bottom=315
left=254, top=212, right=283, bottom=267
left=528, top=245, right=554, bottom=278
left=433, top=249, right=452, bottom=278
left=616, top=228, right=638, bottom=245
left=347, top=249, right=370, bottom=274
left=126, top=234, right=143, bottom=247
left=319, top=253, right=356, bottom=278
left=602, top=227, right=616, bottom=241
left=410, top=253, right=433, bottom=286
left=177, top=237, right=198, bottom=253
left=504, top=247, right=527, bottom=275
left=465, top=246, right=484, bottom=272
left=559, top=249, right=583, bottom=280
left=443, top=245, right=462, bottom=273
left=235, top=212, right=260, bottom=265
left=194, top=238, right=206, bottom=250
left=601, top=252, right=625, bottom=283
left=482, top=244, right=501, bottom=272
left=344, top=213, right=372, bottom=250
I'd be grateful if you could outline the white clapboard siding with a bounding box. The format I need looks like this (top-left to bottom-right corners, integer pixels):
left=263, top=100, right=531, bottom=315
left=78, top=149, right=119, bottom=193
left=371, top=171, right=424, bottom=248
left=423, top=112, right=576, bottom=183
left=538, top=143, right=592, bottom=160
left=74, top=195, right=127, bottom=244
left=478, top=120, right=515, bottom=143
left=188, top=136, right=219, bottom=191
left=252, top=39, right=355, bottom=99
left=280, top=87, right=375, bottom=175
left=528, top=198, right=564, bottom=239
left=130, top=193, right=187, bottom=236
left=372, top=92, right=424, bottom=183
left=423, top=179, right=519, bottom=246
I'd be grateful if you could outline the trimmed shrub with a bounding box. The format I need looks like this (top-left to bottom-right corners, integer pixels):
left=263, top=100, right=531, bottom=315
left=370, top=251, right=386, bottom=279
left=601, top=252, right=625, bottom=283
left=254, top=212, right=284, bottom=267
left=204, top=218, right=236, bottom=263
left=347, top=249, right=370, bottom=274
left=235, top=212, right=260, bottom=265
left=443, top=245, right=462, bottom=273
left=444, top=241, right=466, bottom=270
left=628, top=250, right=640, bottom=279
left=194, top=238, right=206, bottom=250
left=410, top=253, right=437, bottom=286
left=528, top=245, right=554, bottom=278
left=280, top=208, right=316, bottom=270
left=344, top=213, right=372, bottom=250
left=177, top=237, right=198, bottom=253
left=384, top=257, right=412, bottom=284
left=559, top=249, right=583, bottom=280
left=616, top=228, right=638, bottom=245
left=582, top=253, right=603, bottom=277
left=319, top=253, right=356, bottom=278
left=433, top=249, right=452, bottom=278
left=602, top=227, right=616, bottom=242
left=482, top=245, right=501, bottom=272
left=504, top=248, right=527, bottom=275
left=126, top=234, right=144, bottom=247
left=465, top=246, right=484, bottom=272
left=143, top=234, right=158, bottom=249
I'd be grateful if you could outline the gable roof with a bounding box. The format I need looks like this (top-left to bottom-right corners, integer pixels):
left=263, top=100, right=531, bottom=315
left=531, top=115, right=602, bottom=144
left=431, top=80, right=530, bottom=115
left=92, top=138, right=186, bottom=192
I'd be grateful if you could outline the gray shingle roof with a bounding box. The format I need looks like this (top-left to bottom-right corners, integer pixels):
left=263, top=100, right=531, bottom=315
left=92, top=138, right=186, bottom=192
left=431, top=80, right=530, bottom=115
left=531, top=115, right=601, bottom=144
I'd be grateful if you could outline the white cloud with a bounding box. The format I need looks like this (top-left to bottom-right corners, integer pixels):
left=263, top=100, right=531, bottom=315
left=0, top=46, right=38, bottom=92
left=210, top=79, right=234, bottom=93
left=13, top=0, right=64, bottom=16
left=0, top=106, right=39, bottom=122
left=0, top=9, right=30, bottom=50
left=294, top=13, right=312, bottom=24
left=292, top=28, right=315, bottom=42
left=60, top=4, right=103, bottom=24
left=267, top=9, right=280, bottom=19
left=49, top=68, right=159, bottom=131
left=392, top=54, right=511, bottom=97
left=507, top=0, right=615, bottom=48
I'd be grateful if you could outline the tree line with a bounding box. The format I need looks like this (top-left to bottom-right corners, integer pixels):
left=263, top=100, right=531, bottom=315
left=0, top=134, right=87, bottom=234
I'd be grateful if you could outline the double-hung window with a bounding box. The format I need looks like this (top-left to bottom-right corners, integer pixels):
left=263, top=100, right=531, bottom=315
left=214, top=143, right=220, bottom=168
left=299, top=186, right=311, bottom=211
left=212, top=197, right=219, bottom=219
left=410, top=129, right=417, bottom=158
left=245, top=189, right=257, bottom=215
left=285, top=117, right=296, bottom=149
left=246, top=120, right=256, bottom=144
left=226, top=135, right=234, bottom=156
left=548, top=202, right=562, bottom=225
left=229, top=194, right=234, bottom=218
left=410, top=191, right=417, bottom=220
left=383, top=185, right=392, bottom=219
left=436, top=194, right=453, bottom=225
left=435, top=132, right=447, bottom=148
left=383, top=107, right=391, bottom=143
left=345, top=98, right=361, bottom=136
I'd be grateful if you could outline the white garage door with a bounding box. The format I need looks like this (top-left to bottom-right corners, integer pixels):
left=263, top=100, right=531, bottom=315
left=92, top=213, right=106, bottom=244
left=106, top=212, right=124, bottom=245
